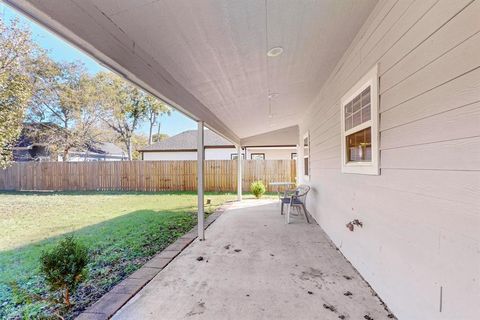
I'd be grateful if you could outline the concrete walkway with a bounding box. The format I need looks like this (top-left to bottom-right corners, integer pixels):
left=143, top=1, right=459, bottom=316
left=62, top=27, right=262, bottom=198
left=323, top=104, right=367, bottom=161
left=113, top=200, right=394, bottom=320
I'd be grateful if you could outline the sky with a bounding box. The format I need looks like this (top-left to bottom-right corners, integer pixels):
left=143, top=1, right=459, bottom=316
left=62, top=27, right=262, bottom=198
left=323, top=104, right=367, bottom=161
left=0, top=3, right=196, bottom=138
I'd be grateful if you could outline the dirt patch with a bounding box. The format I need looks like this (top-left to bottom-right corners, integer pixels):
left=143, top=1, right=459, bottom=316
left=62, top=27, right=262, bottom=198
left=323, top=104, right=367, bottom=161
left=186, top=301, right=206, bottom=317
left=299, top=267, right=324, bottom=281
left=323, top=303, right=336, bottom=312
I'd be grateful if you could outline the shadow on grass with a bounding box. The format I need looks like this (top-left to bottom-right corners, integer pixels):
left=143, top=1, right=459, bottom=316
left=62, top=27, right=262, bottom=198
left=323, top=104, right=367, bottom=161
left=0, top=207, right=200, bottom=319
left=0, top=190, right=239, bottom=197
left=0, top=190, right=276, bottom=198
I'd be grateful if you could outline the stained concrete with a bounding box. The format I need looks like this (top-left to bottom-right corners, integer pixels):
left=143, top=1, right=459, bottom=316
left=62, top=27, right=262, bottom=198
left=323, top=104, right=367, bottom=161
left=113, top=200, right=394, bottom=320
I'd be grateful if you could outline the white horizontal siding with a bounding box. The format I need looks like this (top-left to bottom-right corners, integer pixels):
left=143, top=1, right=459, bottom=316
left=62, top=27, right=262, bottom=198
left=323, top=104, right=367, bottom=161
left=300, top=1, right=480, bottom=319
left=245, top=148, right=295, bottom=160
left=142, top=149, right=237, bottom=160
left=142, top=148, right=294, bottom=160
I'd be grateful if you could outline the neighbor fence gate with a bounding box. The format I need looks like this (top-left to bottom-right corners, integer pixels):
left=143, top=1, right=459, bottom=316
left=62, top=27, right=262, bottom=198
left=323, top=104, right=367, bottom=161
left=0, top=160, right=296, bottom=192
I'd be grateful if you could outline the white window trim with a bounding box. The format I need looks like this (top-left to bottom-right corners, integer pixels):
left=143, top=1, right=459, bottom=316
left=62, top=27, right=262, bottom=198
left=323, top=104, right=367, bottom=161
left=340, top=64, right=379, bottom=175
left=303, top=131, right=310, bottom=181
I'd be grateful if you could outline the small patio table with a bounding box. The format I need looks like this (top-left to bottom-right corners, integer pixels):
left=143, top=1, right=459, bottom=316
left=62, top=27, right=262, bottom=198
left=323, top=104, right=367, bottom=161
left=269, top=182, right=296, bottom=199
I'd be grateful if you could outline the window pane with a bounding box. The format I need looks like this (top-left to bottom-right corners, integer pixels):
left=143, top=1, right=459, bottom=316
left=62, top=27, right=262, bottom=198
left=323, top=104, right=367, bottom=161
left=251, top=153, right=265, bottom=160
left=345, top=116, right=352, bottom=130
left=346, top=127, right=372, bottom=162
left=345, top=102, right=353, bottom=117
left=304, top=157, right=309, bottom=176
left=352, top=95, right=361, bottom=112
left=352, top=110, right=362, bottom=127
left=362, top=87, right=370, bottom=105
left=344, top=86, right=372, bottom=131
left=362, top=103, right=371, bottom=122
left=231, top=154, right=244, bottom=160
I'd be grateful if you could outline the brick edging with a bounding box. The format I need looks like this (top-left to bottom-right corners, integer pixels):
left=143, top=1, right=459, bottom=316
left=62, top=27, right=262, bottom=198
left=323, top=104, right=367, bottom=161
left=76, top=203, right=231, bottom=320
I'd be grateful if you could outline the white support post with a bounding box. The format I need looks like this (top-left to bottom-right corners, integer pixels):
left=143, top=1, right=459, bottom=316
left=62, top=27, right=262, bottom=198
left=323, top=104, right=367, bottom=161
left=237, top=145, right=242, bottom=201
left=197, top=121, right=205, bottom=240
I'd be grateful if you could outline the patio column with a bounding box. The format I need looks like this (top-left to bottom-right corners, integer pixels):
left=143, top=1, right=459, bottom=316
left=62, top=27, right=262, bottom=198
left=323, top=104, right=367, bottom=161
left=197, top=121, right=205, bottom=240
left=237, top=145, right=242, bottom=201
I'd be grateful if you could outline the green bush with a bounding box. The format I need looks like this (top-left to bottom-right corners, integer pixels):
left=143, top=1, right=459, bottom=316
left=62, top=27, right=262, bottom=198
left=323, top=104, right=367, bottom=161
left=250, top=181, right=266, bottom=198
left=40, top=235, right=89, bottom=308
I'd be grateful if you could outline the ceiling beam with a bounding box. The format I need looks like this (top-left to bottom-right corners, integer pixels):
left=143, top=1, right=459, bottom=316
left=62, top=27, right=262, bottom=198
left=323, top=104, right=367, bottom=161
left=241, top=125, right=299, bottom=147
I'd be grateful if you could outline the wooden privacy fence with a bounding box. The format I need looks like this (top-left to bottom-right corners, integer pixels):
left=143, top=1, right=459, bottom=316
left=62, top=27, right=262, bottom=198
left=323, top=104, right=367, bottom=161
left=0, top=160, right=296, bottom=192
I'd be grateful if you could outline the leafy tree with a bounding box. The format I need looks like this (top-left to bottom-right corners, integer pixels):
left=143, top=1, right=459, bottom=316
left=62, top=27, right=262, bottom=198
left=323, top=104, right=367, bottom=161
left=0, top=72, right=31, bottom=167
left=96, top=73, right=150, bottom=160
left=40, top=236, right=89, bottom=308
left=28, top=61, right=104, bottom=161
left=0, top=18, right=46, bottom=167
left=145, top=97, right=171, bottom=145
left=131, top=133, right=148, bottom=160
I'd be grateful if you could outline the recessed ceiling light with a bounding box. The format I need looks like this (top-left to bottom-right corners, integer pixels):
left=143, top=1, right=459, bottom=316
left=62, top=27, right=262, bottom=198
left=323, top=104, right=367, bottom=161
left=268, top=93, right=280, bottom=99
left=267, top=46, right=283, bottom=57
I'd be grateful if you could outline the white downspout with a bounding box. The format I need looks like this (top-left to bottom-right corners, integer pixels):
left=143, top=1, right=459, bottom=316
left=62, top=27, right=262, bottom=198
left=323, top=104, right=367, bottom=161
left=237, top=145, right=242, bottom=201
left=197, top=121, right=205, bottom=240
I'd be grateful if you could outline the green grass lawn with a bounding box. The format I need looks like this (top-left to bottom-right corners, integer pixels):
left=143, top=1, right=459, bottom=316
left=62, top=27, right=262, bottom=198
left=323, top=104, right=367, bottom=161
left=0, top=191, right=271, bottom=319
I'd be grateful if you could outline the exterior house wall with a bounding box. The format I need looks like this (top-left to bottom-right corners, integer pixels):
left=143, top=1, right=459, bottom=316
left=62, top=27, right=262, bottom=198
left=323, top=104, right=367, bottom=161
left=299, top=1, right=480, bottom=320
left=142, top=148, right=239, bottom=160
left=207, top=148, right=241, bottom=160
left=143, top=151, right=200, bottom=160
left=58, top=153, right=126, bottom=162
left=142, top=147, right=295, bottom=160
left=246, top=148, right=296, bottom=160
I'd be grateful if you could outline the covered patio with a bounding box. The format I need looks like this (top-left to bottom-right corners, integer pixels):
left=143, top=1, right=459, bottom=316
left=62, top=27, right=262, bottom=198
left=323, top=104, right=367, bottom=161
left=112, top=200, right=393, bottom=320
left=6, top=0, right=479, bottom=318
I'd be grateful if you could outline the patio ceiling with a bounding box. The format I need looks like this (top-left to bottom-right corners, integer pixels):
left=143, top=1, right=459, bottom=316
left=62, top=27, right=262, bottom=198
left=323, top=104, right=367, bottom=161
left=6, top=0, right=377, bottom=144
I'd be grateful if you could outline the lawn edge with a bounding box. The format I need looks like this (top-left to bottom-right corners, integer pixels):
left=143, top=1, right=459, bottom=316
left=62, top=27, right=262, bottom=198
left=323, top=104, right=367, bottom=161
left=76, top=202, right=233, bottom=320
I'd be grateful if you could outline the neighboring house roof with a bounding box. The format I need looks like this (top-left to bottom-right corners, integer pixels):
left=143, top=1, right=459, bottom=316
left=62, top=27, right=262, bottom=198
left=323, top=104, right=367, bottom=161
left=140, top=130, right=233, bottom=152
left=13, top=123, right=55, bottom=149
left=85, top=142, right=125, bottom=156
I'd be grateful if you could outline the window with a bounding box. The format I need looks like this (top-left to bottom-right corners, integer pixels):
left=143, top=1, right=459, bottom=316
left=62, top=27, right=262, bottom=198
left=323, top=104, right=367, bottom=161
left=340, top=65, right=379, bottom=175
left=291, top=153, right=297, bottom=160
left=230, top=153, right=245, bottom=160
left=251, top=153, right=265, bottom=160
left=303, top=132, right=310, bottom=179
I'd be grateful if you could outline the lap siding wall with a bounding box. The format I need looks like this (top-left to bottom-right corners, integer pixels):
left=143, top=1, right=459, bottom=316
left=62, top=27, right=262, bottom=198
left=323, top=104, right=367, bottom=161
left=299, top=1, right=480, bottom=319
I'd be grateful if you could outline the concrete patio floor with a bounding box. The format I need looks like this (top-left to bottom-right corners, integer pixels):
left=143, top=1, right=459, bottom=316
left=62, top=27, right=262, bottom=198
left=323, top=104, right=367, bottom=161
left=113, top=200, right=395, bottom=320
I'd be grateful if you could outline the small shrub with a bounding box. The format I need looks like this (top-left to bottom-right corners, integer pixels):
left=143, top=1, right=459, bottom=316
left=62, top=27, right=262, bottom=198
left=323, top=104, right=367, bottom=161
left=250, top=181, right=266, bottom=198
left=40, top=235, right=89, bottom=308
